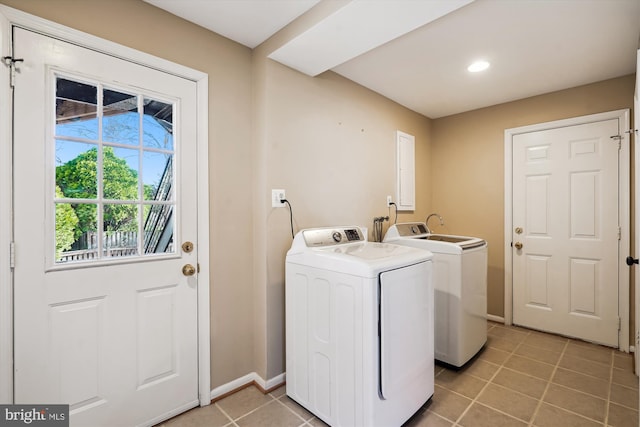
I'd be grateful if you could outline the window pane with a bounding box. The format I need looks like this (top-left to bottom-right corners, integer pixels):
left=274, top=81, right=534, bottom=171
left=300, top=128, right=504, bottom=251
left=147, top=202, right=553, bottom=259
left=103, top=204, right=138, bottom=258
left=55, top=140, right=98, bottom=199
left=143, top=204, right=174, bottom=254
left=103, top=202, right=137, bottom=236
left=143, top=152, right=173, bottom=201
left=103, top=89, right=139, bottom=145
left=103, top=147, right=139, bottom=200
left=56, top=78, right=98, bottom=140
left=55, top=202, right=97, bottom=263
left=143, top=98, right=173, bottom=150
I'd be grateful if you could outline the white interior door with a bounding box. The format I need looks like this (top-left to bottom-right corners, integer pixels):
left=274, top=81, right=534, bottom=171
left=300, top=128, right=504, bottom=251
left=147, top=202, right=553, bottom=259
left=13, top=27, right=199, bottom=426
left=512, top=118, right=621, bottom=347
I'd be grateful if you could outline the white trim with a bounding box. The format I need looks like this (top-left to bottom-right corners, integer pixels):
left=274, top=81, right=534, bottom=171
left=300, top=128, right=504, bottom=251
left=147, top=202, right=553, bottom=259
left=486, top=314, right=505, bottom=324
left=210, top=373, right=256, bottom=401
left=0, top=11, right=12, bottom=405
left=261, top=372, right=286, bottom=391
left=504, top=109, right=631, bottom=352
left=0, top=4, right=210, bottom=405
left=395, top=130, right=416, bottom=211
left=209, top=372, right=286, bottom=401
left=196, top=75, right=211, bottom=406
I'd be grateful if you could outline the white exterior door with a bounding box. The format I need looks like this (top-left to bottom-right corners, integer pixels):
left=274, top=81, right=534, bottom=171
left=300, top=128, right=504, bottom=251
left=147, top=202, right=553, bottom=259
left=512, top=118, right=621, bottom=347
left=13, top=27, right=199, bottom=426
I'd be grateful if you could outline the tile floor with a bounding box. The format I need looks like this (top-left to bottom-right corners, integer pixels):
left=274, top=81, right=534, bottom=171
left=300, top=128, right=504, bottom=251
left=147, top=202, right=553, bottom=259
left=158, top=322, right=639, bottom=427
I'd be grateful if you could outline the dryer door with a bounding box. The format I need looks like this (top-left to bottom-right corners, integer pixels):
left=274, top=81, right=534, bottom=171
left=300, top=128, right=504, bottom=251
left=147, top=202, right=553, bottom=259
left=379, top=261, right=433, bottom=399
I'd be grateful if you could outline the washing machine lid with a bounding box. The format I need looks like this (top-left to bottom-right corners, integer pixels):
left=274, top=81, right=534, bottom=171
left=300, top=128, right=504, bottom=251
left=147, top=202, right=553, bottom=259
left=287, top=226, right=432, bottom=277
left=384, top=222, right=486, bottom=254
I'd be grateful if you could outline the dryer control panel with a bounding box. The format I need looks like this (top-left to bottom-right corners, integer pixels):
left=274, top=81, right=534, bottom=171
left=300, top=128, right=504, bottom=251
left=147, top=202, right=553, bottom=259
left=302, top=227, right=364, bottom=247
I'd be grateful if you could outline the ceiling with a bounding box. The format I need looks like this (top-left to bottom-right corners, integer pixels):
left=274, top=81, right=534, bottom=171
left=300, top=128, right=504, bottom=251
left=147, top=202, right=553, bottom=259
left=145, top=0, right=640, bottom=119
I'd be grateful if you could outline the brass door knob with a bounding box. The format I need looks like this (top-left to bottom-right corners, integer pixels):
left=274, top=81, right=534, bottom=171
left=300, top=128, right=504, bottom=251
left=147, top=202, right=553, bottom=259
left=514, top=242, right=523, bottom=250
left=182, top=264, right=196, bottom=276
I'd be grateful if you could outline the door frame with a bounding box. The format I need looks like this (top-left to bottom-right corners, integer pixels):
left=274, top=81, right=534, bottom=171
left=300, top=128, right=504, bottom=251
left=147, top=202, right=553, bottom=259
left=504, top=109, right=630, bottom=352
left=0, top=5, right=211, bottom=405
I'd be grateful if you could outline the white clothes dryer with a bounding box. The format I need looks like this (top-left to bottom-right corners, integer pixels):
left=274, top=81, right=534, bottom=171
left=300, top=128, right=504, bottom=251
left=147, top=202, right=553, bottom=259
left=384, top=222, right=487, bottom=367
left=286, top=226, right=434, bottom=427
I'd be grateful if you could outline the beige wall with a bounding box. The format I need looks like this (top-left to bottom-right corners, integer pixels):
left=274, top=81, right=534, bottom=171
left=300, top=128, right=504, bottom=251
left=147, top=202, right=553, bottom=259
left=252, top=7, right=433, bottom=378
left=254, top=60, right=432, bottom=379
left=431, top=75, right=635, bottom=318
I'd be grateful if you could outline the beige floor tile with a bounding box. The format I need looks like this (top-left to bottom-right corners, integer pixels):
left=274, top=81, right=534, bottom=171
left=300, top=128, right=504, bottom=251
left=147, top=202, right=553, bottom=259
left=543, top=383, right=606, bottom=422
left=551, top=367, right=609, bottom=399
left=609, top=383, right=639, bottom=410
left=458, top=402, right=527, bottom=427
left=532, top=402, right=603, bottom=427
left=514, top=343, right=562, bottom=365
left=488, top=326, right=529, bottom=343
left=163, top=404, right=232, bottom=427
left=558, top=354, right=611, bottom=381
left=486, top=335, right=521, bottom=352
left=492, top=368, right=548, bottom=399
left=565, top=341, right=613, bottom=365
left=279, top=396, right=316, bottom=421
left=215, top=386, right=274, bottom=420
left=269, top=385, right=286, bottom=398
left=613, top=352, right=634, bottom=372
left=607, top=403, right=639, bottom=427
left=235, top=400, right=305, bottom=427
left=476, top=347, right=511, bottom=365
left=160, top=324, right=640, bottom=427
left=460, top=359, right=500, bottom=381
left=308, top=416, right=329, bottom=427
left=435, top=370, right=487, bottom=399
left=523, top=332, right=568, bottom=353
left=611, top=367, right=639, bottom=389
left=476, top=383, right=538, bottom=422
left=427, top=385, right=472, bottom=421
left=402, top=410, right=453, bottom=427
left=504, top=354, right=555, bottom=381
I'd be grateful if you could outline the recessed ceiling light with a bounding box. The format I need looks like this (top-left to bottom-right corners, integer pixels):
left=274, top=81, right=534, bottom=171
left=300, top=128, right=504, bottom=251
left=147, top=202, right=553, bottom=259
left=468, top=60, right=490, bottom=73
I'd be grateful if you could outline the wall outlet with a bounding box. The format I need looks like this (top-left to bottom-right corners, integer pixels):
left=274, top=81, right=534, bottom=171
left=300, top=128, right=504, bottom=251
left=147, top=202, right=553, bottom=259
left=387, top=195, right=393, bottom=207
left=272, top=189, right=286, bottom=207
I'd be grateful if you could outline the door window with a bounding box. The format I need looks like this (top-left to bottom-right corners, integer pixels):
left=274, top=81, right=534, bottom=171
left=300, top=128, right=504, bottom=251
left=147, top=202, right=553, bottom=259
left=54, top=75, right=176, bottom=264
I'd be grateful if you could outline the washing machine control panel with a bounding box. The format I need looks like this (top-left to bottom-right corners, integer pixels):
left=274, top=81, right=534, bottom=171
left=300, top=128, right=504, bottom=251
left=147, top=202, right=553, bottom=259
left=394, top=222, right=429, bottom=237
left=303, top=227, right=364, bottom=247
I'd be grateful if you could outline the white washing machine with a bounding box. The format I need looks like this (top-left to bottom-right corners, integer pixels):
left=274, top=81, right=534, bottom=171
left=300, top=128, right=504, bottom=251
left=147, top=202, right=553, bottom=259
left=384, top=222, right=487, bottom=367
left=285, top=226, right=434, bottom=427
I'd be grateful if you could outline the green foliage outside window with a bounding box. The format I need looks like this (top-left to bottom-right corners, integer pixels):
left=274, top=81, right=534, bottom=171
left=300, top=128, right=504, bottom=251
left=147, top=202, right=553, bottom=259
left=55, top=186, right=79, bottom=259
left=56, top=146, right=153, bottom=236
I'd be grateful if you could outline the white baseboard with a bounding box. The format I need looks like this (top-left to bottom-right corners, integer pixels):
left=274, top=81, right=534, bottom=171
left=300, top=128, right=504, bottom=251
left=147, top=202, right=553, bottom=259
left=210, top=372, right=286, bottom=401
left=259, top=372, right=286, bottom=391
left=487, top=314, right=505, bottom=324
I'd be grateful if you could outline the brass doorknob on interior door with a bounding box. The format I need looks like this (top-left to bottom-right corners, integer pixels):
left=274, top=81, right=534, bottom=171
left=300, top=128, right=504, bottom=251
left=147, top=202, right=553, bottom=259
left=182, top=264, right=196, bottom=276
left=514, top=242, right=523, bottom=250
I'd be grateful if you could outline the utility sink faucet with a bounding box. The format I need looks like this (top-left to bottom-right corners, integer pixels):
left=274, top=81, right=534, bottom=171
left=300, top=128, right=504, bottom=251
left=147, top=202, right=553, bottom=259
left=426, top=213, right=444, bottom=234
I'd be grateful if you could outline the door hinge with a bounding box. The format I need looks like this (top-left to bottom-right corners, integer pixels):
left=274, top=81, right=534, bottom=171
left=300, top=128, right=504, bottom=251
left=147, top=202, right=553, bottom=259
left=618, top=227, right=621, bottom=240
left=9, top=241, right=15, bottom=268
left=617, top=317, right=621, bottom=331
left=2, top=56, right=23, bottom=88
